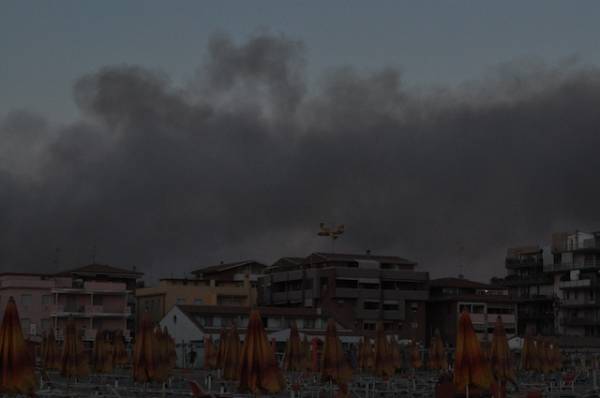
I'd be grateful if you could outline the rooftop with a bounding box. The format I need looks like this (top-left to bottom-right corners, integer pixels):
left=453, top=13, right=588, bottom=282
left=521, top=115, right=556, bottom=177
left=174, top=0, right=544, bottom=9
left=191, top=260, right=266, bottom=277
left=177, top=305, right=319, bottom=317
left=56, top=263, right=143, bottom=278
left=430, top=277, right=502, bottom=290
left=310, top=252, right=417, bottom=266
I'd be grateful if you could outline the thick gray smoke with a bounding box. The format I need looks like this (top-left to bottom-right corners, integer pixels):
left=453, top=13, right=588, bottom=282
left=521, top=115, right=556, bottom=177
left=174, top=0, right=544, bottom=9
left=2, top=32, right=600, bottom=281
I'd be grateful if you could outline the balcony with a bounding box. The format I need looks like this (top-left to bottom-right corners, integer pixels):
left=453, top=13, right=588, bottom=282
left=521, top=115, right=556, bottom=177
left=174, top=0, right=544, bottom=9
left=559, top=279, right=592, bottom=289
left=544, top=262, right=600, bottom=273
left=505, top=259, right=542, bottom=269
left=334, top=288, right=359, bottom=298
left=50, top=304, right=132, bottom=317
left=382, top=310, right=404, bottom=320
left=561, top=316, right=600, bottom=326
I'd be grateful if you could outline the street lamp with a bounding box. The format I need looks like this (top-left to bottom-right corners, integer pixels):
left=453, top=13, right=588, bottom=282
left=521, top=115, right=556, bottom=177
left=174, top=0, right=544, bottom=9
left=318, top=223, right=345, bottom=253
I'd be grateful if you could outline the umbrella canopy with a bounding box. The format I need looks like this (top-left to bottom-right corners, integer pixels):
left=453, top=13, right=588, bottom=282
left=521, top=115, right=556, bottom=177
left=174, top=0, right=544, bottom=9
left=302, top=335, right=311, bottom=371
left=374, top=322, right=394, bottom=377
left=358, top=336, right=374, bottom=372
left=390, top=337, right=403, bottom=371
left=551, top=339, right=562, bottom=371
left=0, top=296, right=37, bottom=395
left=490, top=316, right=515, bottom=386
left=428, top=329, right=447, bottom=370
left=113, top=330, right=129, bottom=366
left=41, top=329, right=60, bottom=370
left=520, top=334, right=533, bottom=370
left=152, top=326, right=170, bottom=382
left=321, top=319, right=352, bottom=384
left=283, top=321, right=304, bottom=371
left=203, top=335, right=216, bottom=370
left=410, top=339, right=422, bottom=369
left=132, top=312, right=158, bottom=383
left=529, top=337, right=542, bottom=372
left=93, top=329, right=114, bottom=373
left=454, top=309, right=492, bottom=391
left=222, top=324, right=241, bottom=380
left=238, top=309, right=284, bottom=394
left=163, top=326, right=177, bottom=370
left=311, top=337, right=319, bottom=372
left=60, top=318, right=89, bottom=379
left=216, top=329, right=228, bottom=370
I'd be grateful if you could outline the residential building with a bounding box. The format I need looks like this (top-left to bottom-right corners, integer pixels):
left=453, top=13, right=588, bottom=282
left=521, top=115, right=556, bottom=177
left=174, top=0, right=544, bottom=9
left=136, top=260, right=266, bottom=324
left=498, top=246, right=555, bottom=335
left=159, top=304, right=353, bottom=368
left=427, top=277, right=517, bottom=346
left=0, top=264, right=141, bottom=342
left=548, top=230, right=600, bottom=336
left=258, top=252, right=430, bottom=341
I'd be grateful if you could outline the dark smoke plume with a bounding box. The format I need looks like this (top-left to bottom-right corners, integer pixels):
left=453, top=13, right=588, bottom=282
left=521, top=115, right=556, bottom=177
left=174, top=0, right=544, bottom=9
left=2, top=32, right=600, bottom=281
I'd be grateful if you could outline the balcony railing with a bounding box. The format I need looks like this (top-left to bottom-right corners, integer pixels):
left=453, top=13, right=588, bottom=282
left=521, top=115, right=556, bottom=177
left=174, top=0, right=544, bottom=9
left=545, top=262, right=600, bottom=272
left=559, top=279, right=592, bottom=289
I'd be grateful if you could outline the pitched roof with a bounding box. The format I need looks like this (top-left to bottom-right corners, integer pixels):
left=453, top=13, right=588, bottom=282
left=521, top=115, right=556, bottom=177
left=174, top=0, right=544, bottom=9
left=56, top=264, right=142, bottom=278
left=429, top=277, right=500, bottom=290
left=191, top=260, right=266, bottom=276
left=311, top=252, right=416, bottom=265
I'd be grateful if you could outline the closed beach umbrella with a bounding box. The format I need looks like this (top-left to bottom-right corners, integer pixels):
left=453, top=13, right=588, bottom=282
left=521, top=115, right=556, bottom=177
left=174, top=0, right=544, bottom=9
left=60, top=318, right=89, bottom=379
left=238, top=310, right=284, bottom=394
left=520, top=334, right=533, bottom=370
left=222, top=324, right=241, bottom=380
left=216, top=329, right=228, bottom=370
left=203, top=335, right=216, bottom=370
left=311, top=337, right=319, bottom=372
left=113, top=330, right=129, bottom=367
left=359, top=336, right=374, bottom=372
left=93, top=329, right=113, bottom=373
left=410, top=339, right=422, bottom=369
left=454, top=309, right=492, bottom=396
left=0, top=296, right=37, bottom=395
left=283, top=321, right=304, bottom=371
left=321, top=319, right=352, bottom=384
left=374, top=322, right=394, bottom=378
left=41, top=329, right=60, bottom=370
left=132, top=312, right=158, bottom=383
left=490, top=316, right=515, bottom=398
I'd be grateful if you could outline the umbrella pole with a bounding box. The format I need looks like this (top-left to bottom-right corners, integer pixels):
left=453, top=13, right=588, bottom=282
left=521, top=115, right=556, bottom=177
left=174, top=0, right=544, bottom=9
left=466, top=383, right=469, bottom=398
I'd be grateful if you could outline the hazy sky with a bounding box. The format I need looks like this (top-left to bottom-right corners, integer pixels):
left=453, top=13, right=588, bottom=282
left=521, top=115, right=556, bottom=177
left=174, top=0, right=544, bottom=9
left=2, top=2, right=600, bottom=282
left=4, top=1, right=600, bottom=122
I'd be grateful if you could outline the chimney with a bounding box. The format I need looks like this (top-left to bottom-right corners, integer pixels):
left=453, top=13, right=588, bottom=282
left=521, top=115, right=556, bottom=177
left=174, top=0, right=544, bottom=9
left=366, top=249, right=371, bottom=256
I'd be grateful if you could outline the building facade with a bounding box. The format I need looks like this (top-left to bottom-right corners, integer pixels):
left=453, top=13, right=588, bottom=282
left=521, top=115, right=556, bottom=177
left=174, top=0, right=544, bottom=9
left=499, top=246, right=555, bottom=335
left=427, top=277, right=517, bottom=346
left=549, top=231, right=600, bottom=336
left=136, top=260, right=266, bottom=324
left=0, top=264, right=141, bottom=342
left=258, top=252, right=429, bottom=341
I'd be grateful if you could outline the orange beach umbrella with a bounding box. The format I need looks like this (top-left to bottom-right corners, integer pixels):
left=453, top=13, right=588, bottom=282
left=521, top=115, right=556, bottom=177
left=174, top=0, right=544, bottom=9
left=283, top=321, right=304, bottom=371
left=60, top=318, right=89, bottom=379
left=0, top=297, right=37, bottom=395
left=41, top=328, right=60, bottom=370
left=321, top=319, right=352, bottom=384
left=238, top=310, right=284, bottom=394
left=132, top=312, right=158, bottom=383
left=358, top=336, right=374, bottom=372
left=374, top=322, right=394, bottom=378
left=113, top=330, right=129, bottom=366
left=454, top=309, right=492, bottom=394
left=490, top=316, right=515, bottom=397
left=203, top=335, right=216, bottom=370
left=222, top=324, right=241, bottom=380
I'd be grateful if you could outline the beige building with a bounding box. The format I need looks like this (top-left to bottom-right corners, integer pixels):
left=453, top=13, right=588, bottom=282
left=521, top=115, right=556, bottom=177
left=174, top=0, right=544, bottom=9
left=136, top=260, right=266, bottom=323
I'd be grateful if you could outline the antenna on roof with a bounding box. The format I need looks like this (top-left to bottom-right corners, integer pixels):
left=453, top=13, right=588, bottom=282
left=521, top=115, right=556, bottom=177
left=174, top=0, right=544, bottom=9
left=91, top=244, right=97, bottom=264
left=458, top=244, right=465, bottom=278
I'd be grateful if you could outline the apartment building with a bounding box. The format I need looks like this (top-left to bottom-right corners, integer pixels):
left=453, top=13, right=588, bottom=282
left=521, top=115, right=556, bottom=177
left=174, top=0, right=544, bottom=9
left=499, top=246, right=555, bottom=335
left=258, top=252, right=429, bottom=341
left=136, top=260, right=266, bottom=323
left=0, top=264, right=141, bottom=342
left=547, top=231, right=600, bottom=336
left=427, top=277, right=517, bottom=345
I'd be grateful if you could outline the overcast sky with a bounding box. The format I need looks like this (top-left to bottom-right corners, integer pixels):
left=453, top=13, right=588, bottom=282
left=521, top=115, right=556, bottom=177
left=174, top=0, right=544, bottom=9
left=2, top=1, right=600, bottom=281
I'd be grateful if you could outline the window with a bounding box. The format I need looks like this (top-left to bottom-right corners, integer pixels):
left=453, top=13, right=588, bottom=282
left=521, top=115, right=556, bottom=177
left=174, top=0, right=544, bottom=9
left=21, top=294, right=32, bottom=306
left=92, top=295, right=103, bottom=305
left=363, top=321, right=376, bottom=331
left=42, top=295, right=53, bottom=305
left=304, top=319, right=315, bottom=329
left=591, top=291, right=595, bottom=300
left=411, top=302, right=419, bottom=312
left=566, top=291, right=570, bottom=300
left=193, top=298, right=203, bottom=305
left=41, top=319, right=50, bottom=332
left=363, top=301, right=379, bottom=310
left=217, top=295, right=245, bottom=306
left=176, top=298, right=185, bottom=305
left=21, top=318, right=31, bottom=334
left=383, top=302, right=399, bottom=311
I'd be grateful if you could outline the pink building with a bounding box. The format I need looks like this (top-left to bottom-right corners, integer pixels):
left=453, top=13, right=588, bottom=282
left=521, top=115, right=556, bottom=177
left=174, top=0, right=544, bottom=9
left=0, top=264, right=142, bottom=342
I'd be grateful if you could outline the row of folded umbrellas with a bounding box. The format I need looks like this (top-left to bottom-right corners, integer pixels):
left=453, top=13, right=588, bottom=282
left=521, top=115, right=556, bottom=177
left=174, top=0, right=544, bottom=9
left=0, top=295, right=566, bottom=397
